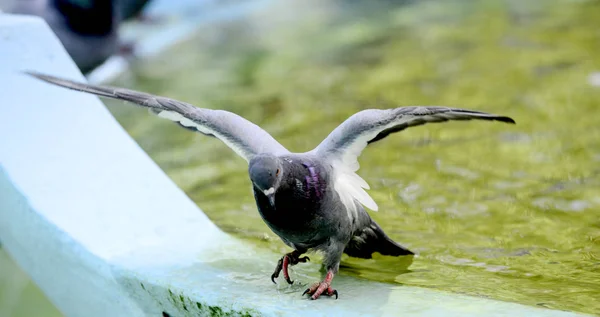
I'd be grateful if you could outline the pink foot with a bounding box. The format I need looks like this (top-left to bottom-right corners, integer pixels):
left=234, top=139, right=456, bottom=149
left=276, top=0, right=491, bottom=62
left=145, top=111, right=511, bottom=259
left=302, top=271, right=338, bottom=300
left=271, top=251, right=309, bottom=284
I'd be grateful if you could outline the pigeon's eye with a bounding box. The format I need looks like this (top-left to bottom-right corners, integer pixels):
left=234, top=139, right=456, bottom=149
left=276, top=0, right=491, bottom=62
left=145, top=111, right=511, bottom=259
left=276, top=169, right=280, bottom=176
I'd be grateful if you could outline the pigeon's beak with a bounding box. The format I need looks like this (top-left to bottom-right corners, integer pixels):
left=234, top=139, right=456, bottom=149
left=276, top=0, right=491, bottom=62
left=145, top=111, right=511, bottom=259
left=267, top=193, right=276, bottom=208
left=261, top=187, right=276, bottom=208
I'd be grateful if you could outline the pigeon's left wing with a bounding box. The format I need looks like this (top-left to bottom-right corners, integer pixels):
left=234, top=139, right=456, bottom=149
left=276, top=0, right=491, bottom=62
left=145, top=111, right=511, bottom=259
left=313, top=106, right=514, bottom=217
left=26, top=71, right=289, bottom=162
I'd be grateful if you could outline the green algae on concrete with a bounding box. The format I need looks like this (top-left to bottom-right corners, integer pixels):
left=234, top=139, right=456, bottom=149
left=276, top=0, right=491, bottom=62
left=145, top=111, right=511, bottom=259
left=107, top=0, right=600, bottom=315
left=120, top=275, right=260, bottom=317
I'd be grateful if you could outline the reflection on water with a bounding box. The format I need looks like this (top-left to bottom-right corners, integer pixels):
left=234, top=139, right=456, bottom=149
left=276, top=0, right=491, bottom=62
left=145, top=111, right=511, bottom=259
left=0, top=249, right=63, bottom=317
left=105, top=0, right=600, bottom=314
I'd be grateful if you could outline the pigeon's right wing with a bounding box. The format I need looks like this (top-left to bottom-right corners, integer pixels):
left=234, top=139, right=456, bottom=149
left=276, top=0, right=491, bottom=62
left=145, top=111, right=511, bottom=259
left=313, top=106, right=514, bottom=219
left=27, top=72, right=289, bottom=162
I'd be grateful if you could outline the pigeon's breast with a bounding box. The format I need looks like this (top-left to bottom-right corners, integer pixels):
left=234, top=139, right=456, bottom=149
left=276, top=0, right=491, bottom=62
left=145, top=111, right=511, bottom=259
left=252, top=162, right=332, bottom=246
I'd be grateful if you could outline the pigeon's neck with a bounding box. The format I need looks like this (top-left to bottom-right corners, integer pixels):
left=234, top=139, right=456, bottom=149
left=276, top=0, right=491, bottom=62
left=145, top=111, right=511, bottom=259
left=53, top=0, right=116, bottom=36
left=298, top=162, right=325, bottom=200
left=275, top=160, right=328, bottom=203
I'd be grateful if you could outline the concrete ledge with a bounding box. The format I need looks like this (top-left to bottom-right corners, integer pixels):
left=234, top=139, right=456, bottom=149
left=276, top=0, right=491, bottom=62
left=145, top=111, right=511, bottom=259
left=0, top=13, right=588, bottom=317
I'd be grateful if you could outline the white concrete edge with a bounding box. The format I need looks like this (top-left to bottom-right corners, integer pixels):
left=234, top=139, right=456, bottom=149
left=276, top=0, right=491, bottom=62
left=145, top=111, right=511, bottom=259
left=0, top=168, right=147, bottom=317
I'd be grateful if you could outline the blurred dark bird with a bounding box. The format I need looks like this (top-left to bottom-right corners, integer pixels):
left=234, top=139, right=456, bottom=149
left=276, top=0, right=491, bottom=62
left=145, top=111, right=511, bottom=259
left=117, top=0, right=152, bottom=21
left=7, top=0, right=119, bottom=74
left=26, top=72, right=516, bottom=300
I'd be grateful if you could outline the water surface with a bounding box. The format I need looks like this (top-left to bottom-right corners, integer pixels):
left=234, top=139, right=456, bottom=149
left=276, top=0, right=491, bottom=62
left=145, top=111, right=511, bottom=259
left=0, top=249, right=63, bottom=317
left=106, top=0, right=600, bottom=314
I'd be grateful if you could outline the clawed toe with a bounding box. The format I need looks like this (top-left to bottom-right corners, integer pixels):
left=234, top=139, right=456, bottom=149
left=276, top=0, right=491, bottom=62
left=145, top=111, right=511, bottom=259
left=301, top=270, right=337, bottom=300
left=271, top=257, right=284, bottom=284
left=284, top=276, right=294, bottom=285
left=271, top=273, right=278, bottom=284
left=329, top=289, right=339, bottom=299
left=271, top=251, right=308, bottom=285
left=302, top=283, right=338, bottom=300
left=302, top=283, right=319, bottom=297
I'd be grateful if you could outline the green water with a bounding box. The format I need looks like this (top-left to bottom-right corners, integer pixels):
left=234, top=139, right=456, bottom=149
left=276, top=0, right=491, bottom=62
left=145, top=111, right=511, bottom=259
left=2, top=0, right=598, bottom=315
left=0, top=249, right=63, bottom=317
left=105, top=0, right=600, bottom=314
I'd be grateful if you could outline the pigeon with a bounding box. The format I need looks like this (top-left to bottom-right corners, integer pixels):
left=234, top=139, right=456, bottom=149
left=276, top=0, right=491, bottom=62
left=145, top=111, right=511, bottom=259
left=9, top=0, right=119, bottom=74
left=117, top=0, right=150, bottom=21
left=25, top=71, right=516, bottom=300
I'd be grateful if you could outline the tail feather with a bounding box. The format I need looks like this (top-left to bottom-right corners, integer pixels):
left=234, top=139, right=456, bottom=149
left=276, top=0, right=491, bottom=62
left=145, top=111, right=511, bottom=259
left=344, top=220, right=413, bottom=259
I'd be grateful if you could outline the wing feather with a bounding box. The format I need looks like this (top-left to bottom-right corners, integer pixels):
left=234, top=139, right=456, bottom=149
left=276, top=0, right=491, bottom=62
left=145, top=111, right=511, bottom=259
left=26, top=71, right=289, bottom=162
left=314, top=106, right=515, bottom=218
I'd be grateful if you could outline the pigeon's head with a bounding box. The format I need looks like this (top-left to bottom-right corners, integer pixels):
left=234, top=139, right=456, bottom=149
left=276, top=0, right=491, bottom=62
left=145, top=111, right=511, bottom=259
left=249, top=155, right=283, bottom=207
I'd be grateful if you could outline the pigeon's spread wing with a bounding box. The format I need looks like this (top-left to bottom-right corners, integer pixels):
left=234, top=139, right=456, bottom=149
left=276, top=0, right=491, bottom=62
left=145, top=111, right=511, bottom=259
left=314, top=106, right=515, bottom=218
left=27, top=71, right=289, bottom=162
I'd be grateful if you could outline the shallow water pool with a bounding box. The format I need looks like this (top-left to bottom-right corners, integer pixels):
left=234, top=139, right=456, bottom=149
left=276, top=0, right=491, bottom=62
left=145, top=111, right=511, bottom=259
left=106, top=0, right=599, bottom=314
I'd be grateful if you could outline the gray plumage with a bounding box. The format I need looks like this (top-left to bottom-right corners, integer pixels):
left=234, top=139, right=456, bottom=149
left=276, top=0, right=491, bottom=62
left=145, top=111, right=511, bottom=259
left=8, top=0, right=119, bottom=74
left=25, top=71, right=516, bottom=300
